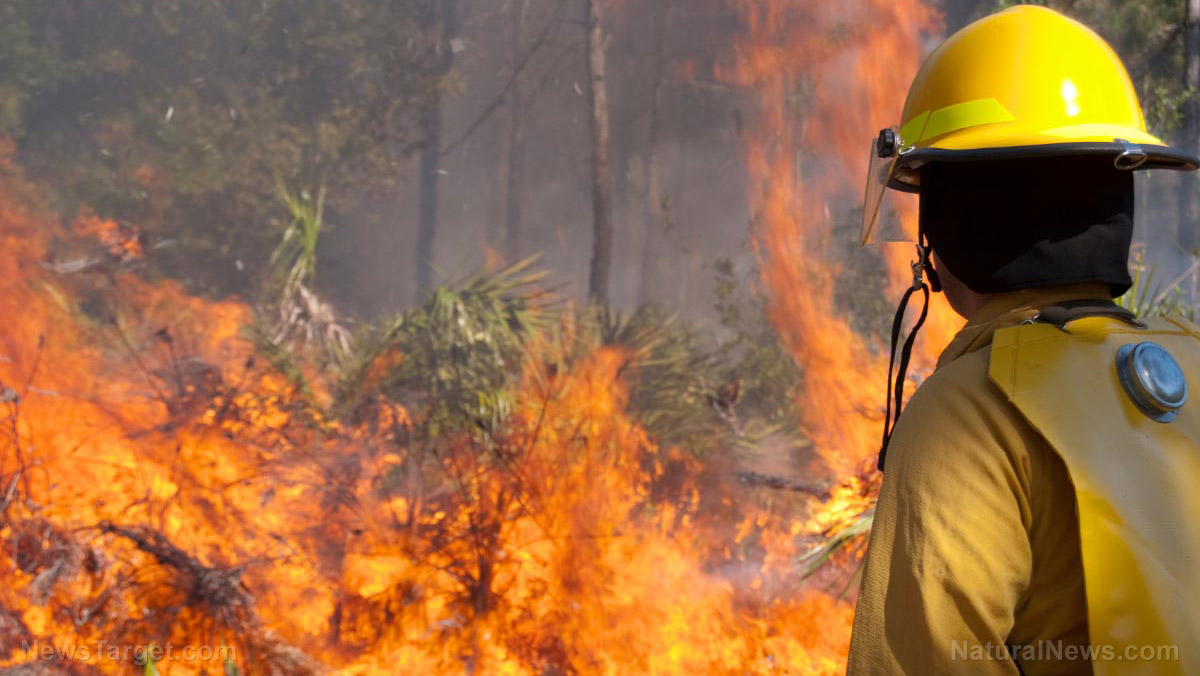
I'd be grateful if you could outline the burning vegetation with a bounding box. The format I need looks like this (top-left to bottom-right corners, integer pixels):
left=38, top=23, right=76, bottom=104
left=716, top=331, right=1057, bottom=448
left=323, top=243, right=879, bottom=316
left=0, top=0, right=985, bottom=673
left=0, top=137, right=868, bottom=674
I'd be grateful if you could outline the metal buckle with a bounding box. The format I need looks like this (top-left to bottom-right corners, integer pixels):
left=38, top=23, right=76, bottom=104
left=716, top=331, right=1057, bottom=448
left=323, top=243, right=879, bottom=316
left=1114, top=138, right=1147, bottom=170
left=910, top=243, right=925, bottom=290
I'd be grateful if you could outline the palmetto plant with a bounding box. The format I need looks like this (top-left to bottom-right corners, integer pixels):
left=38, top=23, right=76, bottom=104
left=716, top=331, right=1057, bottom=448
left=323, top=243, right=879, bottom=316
left=270, top=184, right=322, bottom=293
left=335, top=257, right=554, bottom=433
left=267, top=183, right=354, bottom=369
left=590, top=302, right=803, bottom=457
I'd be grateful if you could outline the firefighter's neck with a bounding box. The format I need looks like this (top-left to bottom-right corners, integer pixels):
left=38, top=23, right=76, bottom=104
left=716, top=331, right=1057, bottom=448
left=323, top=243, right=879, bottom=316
left=933, top=252, right=989, bottom=320
left=932, top=253, right=1116, bottom=321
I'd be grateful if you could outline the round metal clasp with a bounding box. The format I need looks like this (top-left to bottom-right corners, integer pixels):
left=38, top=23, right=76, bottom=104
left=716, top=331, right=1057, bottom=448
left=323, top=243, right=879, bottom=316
left=1116, top=342, right=1188, bottom=423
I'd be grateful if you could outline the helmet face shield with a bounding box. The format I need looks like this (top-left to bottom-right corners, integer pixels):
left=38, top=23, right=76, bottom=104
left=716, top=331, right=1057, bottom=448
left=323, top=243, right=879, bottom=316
left=860, top=128, right=916, bottom=245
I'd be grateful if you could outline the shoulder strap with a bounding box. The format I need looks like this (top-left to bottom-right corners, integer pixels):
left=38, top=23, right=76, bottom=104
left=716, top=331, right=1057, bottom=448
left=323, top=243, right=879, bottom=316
left=1028, top=298, right=1143, bottom=329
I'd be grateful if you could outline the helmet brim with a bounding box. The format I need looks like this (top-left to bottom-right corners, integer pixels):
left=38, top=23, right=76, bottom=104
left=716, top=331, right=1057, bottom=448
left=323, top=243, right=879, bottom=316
left=889, top=142, right=1199, bottom=192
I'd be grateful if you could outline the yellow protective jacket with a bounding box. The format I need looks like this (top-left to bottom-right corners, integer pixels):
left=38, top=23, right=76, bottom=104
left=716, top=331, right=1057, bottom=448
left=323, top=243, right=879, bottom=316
left=847, top=284, right=1200, bottom=675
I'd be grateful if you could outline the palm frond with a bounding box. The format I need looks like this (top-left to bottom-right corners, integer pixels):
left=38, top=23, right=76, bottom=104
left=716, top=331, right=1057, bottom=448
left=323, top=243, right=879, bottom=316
left=334, top=256, right=555, bottom=431
left=265, top=183, right=354, bottom=369
left=797, top=509, right=873, bottom=580
left=1118, top=248, right=1194, bottom=319
left=270, top=183, right=325, bottom=291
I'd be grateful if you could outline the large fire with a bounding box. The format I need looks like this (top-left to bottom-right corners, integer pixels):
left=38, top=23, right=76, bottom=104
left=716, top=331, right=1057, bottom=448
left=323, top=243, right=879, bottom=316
left=1, top=1, right=962, bottom=675
left=0, top=151, right=850, bottom=674
left=720, top=0, right=959, bottom=527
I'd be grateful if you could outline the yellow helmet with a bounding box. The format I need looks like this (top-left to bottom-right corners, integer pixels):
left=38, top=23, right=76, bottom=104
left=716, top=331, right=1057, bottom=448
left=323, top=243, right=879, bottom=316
left=862, top=5, right=1197, bottom=242
left=865, top=4, right=1196, bottom=219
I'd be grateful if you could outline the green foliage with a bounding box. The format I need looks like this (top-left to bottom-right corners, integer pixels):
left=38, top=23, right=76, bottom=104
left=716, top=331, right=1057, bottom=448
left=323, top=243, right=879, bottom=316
left=337, top=258, right=553, bottom=435
left=586, top=259, right=806, bottom=456
left=142, top=645, right=159, bottom=676
left=832, top=211, right=892, bottom=341
left=1117, top=250, right=1196, bottom=319
left=264, top=184, right=353, bottom=370
left=798, top=510, right=873, bottom=582
left=304, top=255, right=807, bottom=463
left=270, top=184, right=326, bottom=294
left=0, top=0, right=440, bottom=295
left=0, top=2, right=65, bottom=134
left=710, top=258, right=806, bottom=430
left=594, top=303, right=727, bottom=449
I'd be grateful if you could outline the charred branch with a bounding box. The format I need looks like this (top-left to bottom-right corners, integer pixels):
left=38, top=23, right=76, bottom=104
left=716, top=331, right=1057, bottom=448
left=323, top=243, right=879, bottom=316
left=97, top=521, right=254, bottom=633
left=736, top=471, right=830, bottom=500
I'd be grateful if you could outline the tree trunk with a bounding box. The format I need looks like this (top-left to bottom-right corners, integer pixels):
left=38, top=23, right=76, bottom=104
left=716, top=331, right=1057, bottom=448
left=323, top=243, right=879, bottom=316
left=638, top=2, right=670, bottom=306
left=504, top=0, right=530, bottom=262
left=415, top=0, right=460, bottom=303
left=585, top=0, right=613, bottom=306
left=1181, top=0, right=1200, bottom=253
left=415, top=102, right=442, bottom=302
left=670, top=84, right=693, bottom=310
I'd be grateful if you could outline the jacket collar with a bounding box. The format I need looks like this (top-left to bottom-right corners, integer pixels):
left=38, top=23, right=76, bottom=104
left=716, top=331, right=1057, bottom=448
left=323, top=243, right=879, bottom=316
left=936, top=283, right=1114, bottom=369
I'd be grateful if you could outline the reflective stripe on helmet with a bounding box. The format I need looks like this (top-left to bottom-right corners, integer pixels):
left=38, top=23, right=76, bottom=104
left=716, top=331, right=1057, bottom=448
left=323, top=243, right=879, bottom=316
left=900, top=98, right=1014, bottom=146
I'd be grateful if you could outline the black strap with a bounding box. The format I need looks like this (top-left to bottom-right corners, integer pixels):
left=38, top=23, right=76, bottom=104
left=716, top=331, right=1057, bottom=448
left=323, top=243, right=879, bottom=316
left=876, top=234, right=940, bottom=472
left=877, top=281, right=930, bottom=471
left=1030, top=298, right=1142, bottom=329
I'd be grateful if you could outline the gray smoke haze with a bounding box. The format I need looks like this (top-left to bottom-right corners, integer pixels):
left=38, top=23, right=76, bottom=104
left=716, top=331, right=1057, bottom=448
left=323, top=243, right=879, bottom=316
left=314, top=0, right=753, bottom=320
left=314, top=0, right=1199, bottom=322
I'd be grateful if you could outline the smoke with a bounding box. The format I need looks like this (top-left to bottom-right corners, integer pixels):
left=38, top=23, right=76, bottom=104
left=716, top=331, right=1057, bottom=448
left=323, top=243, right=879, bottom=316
left=318, top=0, right=756, bottom=318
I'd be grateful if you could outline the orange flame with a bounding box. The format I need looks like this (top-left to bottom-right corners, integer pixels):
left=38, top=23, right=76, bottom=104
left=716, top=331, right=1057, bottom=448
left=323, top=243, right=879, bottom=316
left=719, top=0, right=959, bottom=478
left=0, top=152, right=854, bottom=674
left=1, top=1, right=971, bottom=672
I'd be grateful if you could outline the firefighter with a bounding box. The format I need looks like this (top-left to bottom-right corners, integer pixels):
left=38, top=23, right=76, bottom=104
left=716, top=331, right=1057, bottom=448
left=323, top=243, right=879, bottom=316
left=848, top=6, right=1200, bottom=676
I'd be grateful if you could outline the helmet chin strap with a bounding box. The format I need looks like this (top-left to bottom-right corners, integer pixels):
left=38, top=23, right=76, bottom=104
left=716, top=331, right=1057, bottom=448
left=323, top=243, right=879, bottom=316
left=877, top=233, right=939, bottom=471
